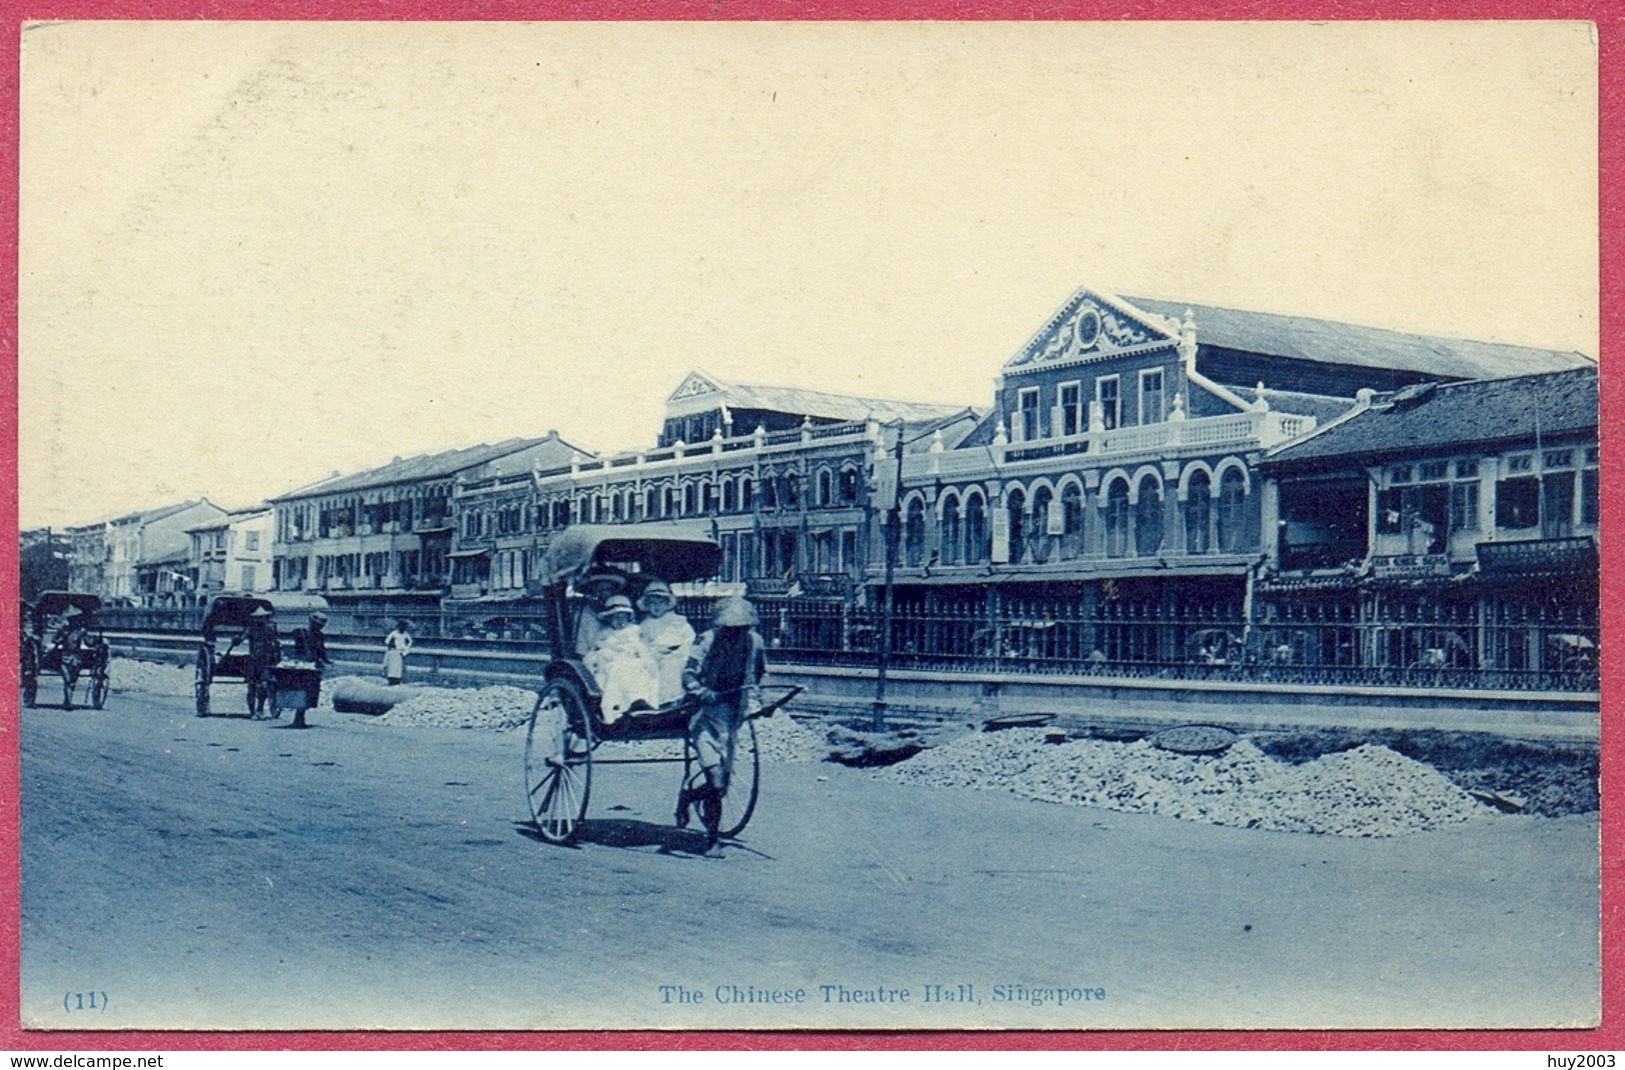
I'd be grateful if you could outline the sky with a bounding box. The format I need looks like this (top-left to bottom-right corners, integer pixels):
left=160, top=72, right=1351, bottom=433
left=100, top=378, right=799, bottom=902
left=17, top=20, right=1599, bottom=530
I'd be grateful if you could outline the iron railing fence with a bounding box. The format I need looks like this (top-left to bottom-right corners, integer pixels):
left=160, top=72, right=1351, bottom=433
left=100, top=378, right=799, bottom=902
left=96, top=595, right=1598, bottom=693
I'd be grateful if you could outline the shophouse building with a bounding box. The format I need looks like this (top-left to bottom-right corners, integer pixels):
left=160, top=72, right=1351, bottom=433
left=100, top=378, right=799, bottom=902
left=270, top=438, right=589, bottom=616
left=66, top=521, right=109, bottom=597
left=1254, top=365, right=1599, bottom=688
left=104, top=499, right=227, bottom=606
left=187, top=507, right=277, bottom=600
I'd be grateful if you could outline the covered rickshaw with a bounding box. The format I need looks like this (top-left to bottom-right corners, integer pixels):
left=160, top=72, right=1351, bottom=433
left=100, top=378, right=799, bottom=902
left=524, top=523, right=799, bottom=846
left=20, top=592, right=109, bottom=710
left=195, top=595, right=281, bottom=718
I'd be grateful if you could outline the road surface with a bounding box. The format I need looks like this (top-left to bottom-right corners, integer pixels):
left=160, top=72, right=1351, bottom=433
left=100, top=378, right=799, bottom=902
left=19, top=690, right=1600, bottom=1031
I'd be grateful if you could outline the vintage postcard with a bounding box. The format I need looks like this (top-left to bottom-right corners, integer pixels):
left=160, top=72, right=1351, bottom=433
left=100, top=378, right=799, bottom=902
left=15, top=20, right=1602, bottom=1034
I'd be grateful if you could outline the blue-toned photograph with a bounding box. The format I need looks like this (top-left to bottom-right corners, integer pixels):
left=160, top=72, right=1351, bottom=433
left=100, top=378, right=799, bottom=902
left=16, top=20, right=1600, bottom=1031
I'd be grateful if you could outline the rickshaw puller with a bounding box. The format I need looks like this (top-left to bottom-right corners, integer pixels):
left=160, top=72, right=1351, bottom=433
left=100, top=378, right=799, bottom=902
left=678, top=596, right=766, bottom=845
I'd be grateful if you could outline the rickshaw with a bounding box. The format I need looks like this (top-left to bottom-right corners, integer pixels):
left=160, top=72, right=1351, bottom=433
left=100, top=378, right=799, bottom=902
left=524, top=523, right=800, bottom=847
left=20, top=592, right=110, bottom=710
left=195, top=595, right=281, bottom=718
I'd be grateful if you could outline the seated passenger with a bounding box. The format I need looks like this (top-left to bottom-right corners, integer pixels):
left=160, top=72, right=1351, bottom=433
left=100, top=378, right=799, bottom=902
left=572, top=571, right=627, bottom=658
left=637, top=580, right=695, bottom=708
left=583, top=595, right=659, bottom=723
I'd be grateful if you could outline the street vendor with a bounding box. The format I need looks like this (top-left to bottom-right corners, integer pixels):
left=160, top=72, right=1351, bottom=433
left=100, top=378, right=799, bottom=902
left=637, top=579, right=694, bottom=708
left=583, top=594, right=659, bottom=723
left=677, top=595, right=767, bottom=847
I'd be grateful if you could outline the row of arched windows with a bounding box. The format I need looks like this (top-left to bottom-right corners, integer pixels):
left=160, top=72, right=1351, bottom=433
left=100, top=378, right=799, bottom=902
left=902, top=466, right=1252, bottom=567
left=523, top=461, right=865, bottom=530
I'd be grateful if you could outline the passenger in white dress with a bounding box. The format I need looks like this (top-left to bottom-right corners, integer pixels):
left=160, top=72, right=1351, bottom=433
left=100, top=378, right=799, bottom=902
left=583, top=595, right=659, bottom=723
left=637, top=580, right=695, bottom=708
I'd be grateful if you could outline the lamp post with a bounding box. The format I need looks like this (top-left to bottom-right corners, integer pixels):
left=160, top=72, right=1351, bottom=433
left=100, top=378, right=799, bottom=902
left=872, top=424, right=906, bottom=730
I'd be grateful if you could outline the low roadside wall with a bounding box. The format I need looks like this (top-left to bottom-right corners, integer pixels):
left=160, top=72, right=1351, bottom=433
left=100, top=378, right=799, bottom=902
left=105, top=630, right=1600, bottom=743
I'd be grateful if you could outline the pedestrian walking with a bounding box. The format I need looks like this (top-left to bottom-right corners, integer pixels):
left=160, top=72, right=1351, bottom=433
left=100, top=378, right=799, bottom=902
left=383, top=619, right=413, bottom=686
left=678, top=595, right=766, bottom=849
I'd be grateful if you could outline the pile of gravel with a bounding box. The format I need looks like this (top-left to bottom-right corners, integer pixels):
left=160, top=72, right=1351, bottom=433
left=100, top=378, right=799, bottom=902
left=754, top=714, right=831, bottom=763
left=878, top=730, right=1497, bottom=837
left=368, top=685, right=539, bottom=731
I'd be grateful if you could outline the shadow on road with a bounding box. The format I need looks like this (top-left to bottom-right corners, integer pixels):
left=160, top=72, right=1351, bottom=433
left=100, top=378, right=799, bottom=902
left=510, top=818, right=766, bottom=858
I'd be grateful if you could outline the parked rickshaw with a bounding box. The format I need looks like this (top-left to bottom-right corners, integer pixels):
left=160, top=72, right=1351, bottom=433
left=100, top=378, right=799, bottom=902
left=524, top=523, right=800, bottom=847
left=195, top=595, right=280, bottom=718
left=20, top=592, right=110, bottom=710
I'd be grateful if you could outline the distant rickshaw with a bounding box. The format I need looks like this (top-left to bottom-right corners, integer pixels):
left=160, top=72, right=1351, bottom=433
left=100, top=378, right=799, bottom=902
left=20, top=592, right=110, bottom=710
left=195, top=595, right=282, bottom=718
left=524, top=523, right=800, bottom=846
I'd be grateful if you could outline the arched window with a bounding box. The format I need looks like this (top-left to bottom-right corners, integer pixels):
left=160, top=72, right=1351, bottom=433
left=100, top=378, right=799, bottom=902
left=663, top=486, right=676, bottom=518
left=1217, top=468, right=1249, bottom=552
left=1060, top=484, right=1085, bottom=561
left=700, top=480, right=714, bottom=514
left=940, top=495, right=962, bottom=565
left=740, top=476, right=754, bottom=510
left=904, top=498, right=927, bottom=567
left=645, top=488, right=659, bottom=520
left=683, top=484, right=697, bottom=516
left=1105, top=480, right=1131, bottom=558
left=1185, top=470, right=1212, bottom=554
left=722, top=478, right=737, bottom=513
left=965, top=494, right=989, bottom=565
left=1135, top=474, right=1163, bottom=556
left=611, top=491, right=624, bottom=522
left=1029, top=485, right=1054, bottom=563
left=818, top=469, right=833, bottom=506
left=839, top=467, right=859, bottom=503
left=784, top=474, right=801, bottom=508
left=1005, top=488, right=1026, bottom=564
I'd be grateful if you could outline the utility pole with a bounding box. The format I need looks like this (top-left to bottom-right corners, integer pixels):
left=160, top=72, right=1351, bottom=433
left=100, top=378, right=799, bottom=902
left=872, top=424, right=906, bottom=730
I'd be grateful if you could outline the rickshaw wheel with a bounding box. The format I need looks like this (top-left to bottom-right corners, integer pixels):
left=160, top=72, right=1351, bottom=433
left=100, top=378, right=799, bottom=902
left=717, top=719, right=761, bottom=839
left=525, top=679, right=593, bottom=845
left=21, top=644, right=37, bottom=708
left=194, top=648, right=212, bottom=717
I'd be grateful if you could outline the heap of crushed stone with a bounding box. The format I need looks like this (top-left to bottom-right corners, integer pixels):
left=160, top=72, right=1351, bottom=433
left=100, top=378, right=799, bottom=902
left=877, top=730, right=1497, bottom=837
left=366, top=685, right=538, bottom=730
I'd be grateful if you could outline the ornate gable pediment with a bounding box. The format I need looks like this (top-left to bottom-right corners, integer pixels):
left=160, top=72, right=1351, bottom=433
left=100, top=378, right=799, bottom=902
left=1003, top=289, right=1178, bottom=373
left=668, top=370, right=726, bottom=403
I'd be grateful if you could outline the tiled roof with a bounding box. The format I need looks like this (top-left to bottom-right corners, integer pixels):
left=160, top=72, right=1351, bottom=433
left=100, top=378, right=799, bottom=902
left=718, top=381, right=974, bottom=426
left=1261, top=367, right=1598, bottom=469
left=1123, top=295, right=1594, bottom=381
left=270, top=439, right=551, bottom=501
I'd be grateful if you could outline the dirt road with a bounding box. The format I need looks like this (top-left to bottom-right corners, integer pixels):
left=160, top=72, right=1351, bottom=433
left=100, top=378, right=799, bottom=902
left=19, top=692, right=1599, bottom=1031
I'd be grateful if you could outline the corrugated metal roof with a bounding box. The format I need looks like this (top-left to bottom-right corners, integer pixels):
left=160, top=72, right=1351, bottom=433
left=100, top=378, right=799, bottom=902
left=1124, top=294, right=1594, bottom=381
left=1227, top=386, right=1357, bottom=424
left=719, top=381, right=973, bottom=426
left=1262, top=366, right=1598, bottom=469
left=270, top=439, right=550, bottom=501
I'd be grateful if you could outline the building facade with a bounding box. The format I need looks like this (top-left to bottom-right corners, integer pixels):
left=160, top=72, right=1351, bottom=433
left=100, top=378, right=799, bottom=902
left=188, top=508, right=277, bottom=600
left=1255, top=366, right=1599, bottom=688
